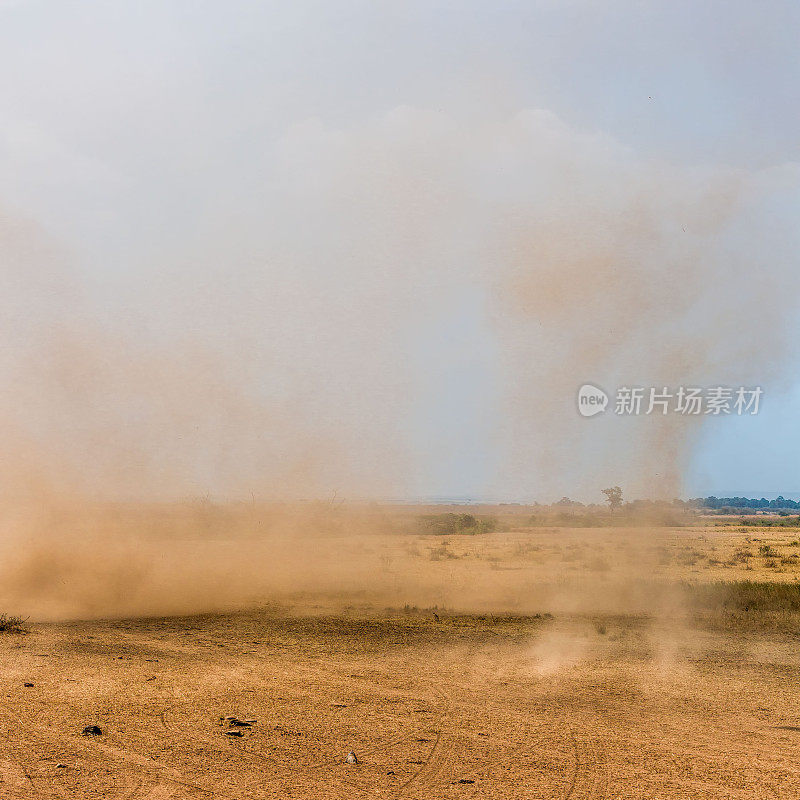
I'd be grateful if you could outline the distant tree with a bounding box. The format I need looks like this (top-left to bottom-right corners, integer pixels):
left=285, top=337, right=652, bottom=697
left=601, top=486, right=624, bottom=511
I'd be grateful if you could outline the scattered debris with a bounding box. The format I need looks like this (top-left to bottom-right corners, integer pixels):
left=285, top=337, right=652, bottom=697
left=81, top=726, right=102, bottom=736
left=145, top=676, right=156, bottom=682
left=220, top=716, right=252, bottom=727
left=454, top=779, right=475, bottom=784
left=223, top=729, right=244, bottom=737
left=345, top=751, right=358, bottom=764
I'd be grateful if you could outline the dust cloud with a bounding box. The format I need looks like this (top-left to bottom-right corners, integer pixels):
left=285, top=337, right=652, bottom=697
left=1, top=107, right=799, bottom=619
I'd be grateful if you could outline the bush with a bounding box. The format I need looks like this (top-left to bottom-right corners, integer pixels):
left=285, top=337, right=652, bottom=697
left=418, top=513, right=498, bottom=536
left=0, top=614, right=28, bottom=634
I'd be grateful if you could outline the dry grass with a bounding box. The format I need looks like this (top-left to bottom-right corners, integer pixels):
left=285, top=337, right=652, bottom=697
left=682, top=580, right=800, bottom=633
left=690, top=580, right=800, bottom=612
left=0, top=613, right=28, bottom=634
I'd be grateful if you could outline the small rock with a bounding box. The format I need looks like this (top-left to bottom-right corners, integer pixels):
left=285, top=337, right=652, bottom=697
left=454, top=779, right=475, bottom=784
left=81, top=725, right=102, bottom=736
left=56, top=763, right=67, bottom=769
left=345, top=751, right=358, bottom=764
left=223, top=729, right=244, bottom=737
left=24, top=682, right=34, bottom=688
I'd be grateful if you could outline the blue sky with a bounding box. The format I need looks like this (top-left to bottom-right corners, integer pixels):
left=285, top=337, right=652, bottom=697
left=0, top=1, right=798, bottom=502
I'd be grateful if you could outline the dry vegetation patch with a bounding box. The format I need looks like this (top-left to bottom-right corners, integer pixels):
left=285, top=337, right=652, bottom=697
left=0, top=613, right=28, bottom=634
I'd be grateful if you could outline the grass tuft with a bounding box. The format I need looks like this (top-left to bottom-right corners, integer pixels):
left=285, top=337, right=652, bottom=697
left=0, top=614, right=28, bottom=634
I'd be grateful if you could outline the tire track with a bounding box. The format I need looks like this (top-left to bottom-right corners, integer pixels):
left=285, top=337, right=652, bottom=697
left=157, top=657, right=454, bottom=800
left=563, top=723, right=608, bottom=800
left=0, top=708, right=217, bottom=800
left=0, top=759, right=35, bottom=799
left=389, top=657, right=461, bottom=800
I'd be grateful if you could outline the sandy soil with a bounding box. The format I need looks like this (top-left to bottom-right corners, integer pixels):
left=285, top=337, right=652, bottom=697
left=3, top=523, right=800, bottom=799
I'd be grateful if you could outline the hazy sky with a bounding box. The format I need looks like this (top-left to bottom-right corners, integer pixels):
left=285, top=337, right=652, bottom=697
left=1, top=1, right=798, bottom=502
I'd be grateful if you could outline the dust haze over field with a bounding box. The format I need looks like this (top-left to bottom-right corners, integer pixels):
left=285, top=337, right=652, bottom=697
left=6, top=7, right=800, bottom=799
left=2, top=102, right=800, bottom=618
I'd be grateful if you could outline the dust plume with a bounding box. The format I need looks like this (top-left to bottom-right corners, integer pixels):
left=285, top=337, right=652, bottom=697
left=260, top=107, right=800, bottom=500
left=486, top=116, right=800, bottom=499
left=1, top=106, right=799, bottom=618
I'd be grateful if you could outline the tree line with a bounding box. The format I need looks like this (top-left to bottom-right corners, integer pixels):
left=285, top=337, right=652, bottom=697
left=692, top=495, right=800, bottom=510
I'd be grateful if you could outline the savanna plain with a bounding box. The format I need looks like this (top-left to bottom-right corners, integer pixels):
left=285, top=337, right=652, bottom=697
left=2, top=503, right=800, bottom=799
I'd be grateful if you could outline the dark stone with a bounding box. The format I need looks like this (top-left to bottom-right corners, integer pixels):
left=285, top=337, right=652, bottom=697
left=224, top=717, right=252, bottom=727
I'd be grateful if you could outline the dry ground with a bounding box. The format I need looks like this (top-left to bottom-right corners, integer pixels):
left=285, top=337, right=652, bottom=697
left=3, top=521, right=800, bottom=799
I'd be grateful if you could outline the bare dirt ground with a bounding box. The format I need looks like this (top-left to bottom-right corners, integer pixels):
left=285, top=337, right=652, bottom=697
left=3, top=521, right=800, bottom=799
